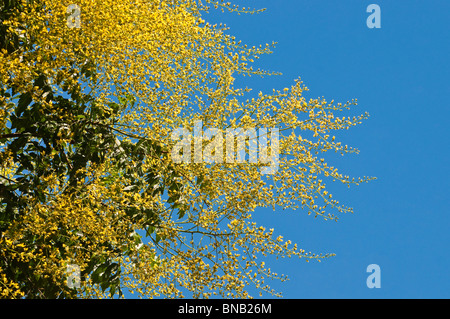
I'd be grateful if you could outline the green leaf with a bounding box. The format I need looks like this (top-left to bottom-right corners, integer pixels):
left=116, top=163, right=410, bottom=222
left=16, top=92, right=32, bottom=116
left=196, top=174, right=204, bottom=186
left=177, top=207, right=187, bottom=219
left=91, top=264, right=107, bottom=283
left=145, top=225, right=155, bottom=236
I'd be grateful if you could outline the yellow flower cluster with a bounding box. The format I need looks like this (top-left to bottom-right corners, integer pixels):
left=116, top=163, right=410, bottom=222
left=0, top=0, right=374, bottom=298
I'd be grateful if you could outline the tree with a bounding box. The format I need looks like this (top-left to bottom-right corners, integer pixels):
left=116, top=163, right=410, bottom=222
left=0, top=0, right=374, bottom=298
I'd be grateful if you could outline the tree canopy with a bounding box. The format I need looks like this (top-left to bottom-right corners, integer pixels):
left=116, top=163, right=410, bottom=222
left=0, top=0, right=374, bottom=298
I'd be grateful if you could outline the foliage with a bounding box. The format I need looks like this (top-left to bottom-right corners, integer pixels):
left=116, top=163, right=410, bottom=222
left=0, top=0, right=374, bottom=298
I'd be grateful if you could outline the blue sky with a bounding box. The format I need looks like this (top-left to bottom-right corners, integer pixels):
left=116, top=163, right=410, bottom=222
left=202, top=0, right=450, bottom=298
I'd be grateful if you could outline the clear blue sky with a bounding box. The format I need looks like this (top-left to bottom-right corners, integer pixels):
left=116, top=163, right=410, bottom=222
left=202, top=0, right=450, bottom=298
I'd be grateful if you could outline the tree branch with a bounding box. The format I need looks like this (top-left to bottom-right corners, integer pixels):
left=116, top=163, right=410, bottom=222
left=0, top=133, right=23, bottom=139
